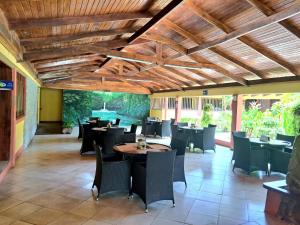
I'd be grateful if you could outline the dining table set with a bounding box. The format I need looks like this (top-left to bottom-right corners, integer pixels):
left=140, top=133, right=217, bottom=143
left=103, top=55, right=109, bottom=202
left=232, top=132, right=295, bottom=175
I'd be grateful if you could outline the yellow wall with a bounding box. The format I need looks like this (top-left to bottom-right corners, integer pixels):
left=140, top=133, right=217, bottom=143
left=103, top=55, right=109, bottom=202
left=15, top=119, right=24, bottom=152
left=150, top=109, right=163, bottom=120
left=151, top=80, right=300, bottom=98
left=40, top=88, right=63, bottom=122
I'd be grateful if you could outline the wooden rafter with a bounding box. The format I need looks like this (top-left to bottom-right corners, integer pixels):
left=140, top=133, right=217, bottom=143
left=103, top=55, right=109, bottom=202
left=140, top=33, right=247, bottom=85
left=246, top=0, right=300, bottom=39
left=99, top=0, right=184, bottom=70
left=186, top=0, right=300, bottom=76
left=21, top=27, right=142, bottom=47
left=9, top=12, right=154, bottom=30
left=163, top=19, right=266, bottom=79
left=160, top=67, right=204, bottom=86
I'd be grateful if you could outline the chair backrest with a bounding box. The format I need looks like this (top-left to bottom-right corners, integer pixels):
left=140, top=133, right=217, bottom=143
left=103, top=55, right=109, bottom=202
left=90, top=117, right=100, bottom=121
left=233, top=136, right=251, bottom=169
left=171, top=118, right=176, bottom=125
left=276, top=133, right=295, bottom=146
left=77, top=118, right=81, bottom=126
left=171, top=138, right=187, bottom=155
left=171, top=124, right=178, bottom=136
left=93, top=141, right=103, bottom=165
left=102, top=128, right=125, bottom=154
left=130, top=124, right=138, bottom=134
left=146, top=150, right=176, bottom=191
left=203, top=126, right=216, bottom=149
left=177, top=122, right=188, bottom=128
left=208, top=124, right=217, bottom=128
left=115, top=118, right=121, bottom=126
left=97, top=120, right=110, bottom=127
left=232, top=131, right=247, bottom=138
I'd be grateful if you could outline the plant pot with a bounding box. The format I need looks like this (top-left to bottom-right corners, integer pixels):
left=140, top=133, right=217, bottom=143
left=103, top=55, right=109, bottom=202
left=62, top=127, right=73, bottom=134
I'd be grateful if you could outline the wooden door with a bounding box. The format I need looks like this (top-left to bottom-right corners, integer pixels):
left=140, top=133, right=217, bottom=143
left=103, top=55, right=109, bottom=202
left=0, top=62, right=12, bottom=161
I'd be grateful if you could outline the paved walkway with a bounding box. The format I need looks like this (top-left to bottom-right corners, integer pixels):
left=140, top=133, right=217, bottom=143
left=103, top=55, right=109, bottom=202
left=0, top=130, right=289, bottom=225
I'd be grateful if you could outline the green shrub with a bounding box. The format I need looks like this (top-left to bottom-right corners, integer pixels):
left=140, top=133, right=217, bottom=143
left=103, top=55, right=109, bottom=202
left=215, top=111, right=232, bottom=132
left=201, top=104, right=214, bottom=127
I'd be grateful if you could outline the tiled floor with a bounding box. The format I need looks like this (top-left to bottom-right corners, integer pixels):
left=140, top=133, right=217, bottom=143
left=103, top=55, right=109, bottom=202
left=0, top=129, right=291, bottom=225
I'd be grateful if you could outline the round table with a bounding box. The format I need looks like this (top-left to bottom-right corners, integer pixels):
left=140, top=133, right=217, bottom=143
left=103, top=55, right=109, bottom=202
left=87, top=120, right=97, bottom=124
left=250, top=138, right=291, bottom=148
left=92, top=127, right=108, bottom=132
left=113, top=143, right=171, bottom=155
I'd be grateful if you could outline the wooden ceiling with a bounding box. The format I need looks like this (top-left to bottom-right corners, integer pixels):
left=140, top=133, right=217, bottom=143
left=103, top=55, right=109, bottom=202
left=0, top=0, right=300, bottom=94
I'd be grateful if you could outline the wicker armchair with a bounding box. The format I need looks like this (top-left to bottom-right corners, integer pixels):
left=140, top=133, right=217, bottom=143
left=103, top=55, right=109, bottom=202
left=92, top=142, right=131, bottom=200
left=131, top=150, right=176, bottom=212
left=193, top=126, right=216, bottom=153
left=122, top=124, right=137, bottom=143
left=114, top=118, right=121, bottom=126
left=155, top=120, right=171, bottom=137
left=177, top=122, right=188, bottom=128
left=171, top=138, right=188, bottom=187
left=233, top=136, right=269, bottom=174
left=100, top=128, right=125, bottom=156
left=141, top=119, right=155, bottom=137
left=80, top=124, right=95, bottom=155
left=232, top=131, right=247, bottom=161
left=270, top=149, right=291, bottom=174
left=97, top=120, right=110, bottom=127
left=276, top=133, right=295, bottom=153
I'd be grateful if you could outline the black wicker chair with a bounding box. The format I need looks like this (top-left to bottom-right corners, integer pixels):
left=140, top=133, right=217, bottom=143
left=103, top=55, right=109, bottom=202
left=177, top=122, right=188, bottom=128
left=270, top=149, right=291, bottom=174
left=80, top=124, right=95, bottom=155
left=171, top=138, right=188, bottom=187
left=233, top=136, right=269, bottom=174
left=77, top=119, right=83, bottom=139
left=171, top=118, right=176, bottom=125
left=231, top=131, right=247, bottom=161
left=193, top=126, right=216, bottom=153
left=131, top=150, right=176, bottom=212
left=97, top=120, right=110, bottom=127
left=171, top=124, right=178, bottom=137
left=100, top=128, right=125, bottom=157
left=122, top=124, right=137, bottom=143
left=114, top=118, right=121, bottom=126
left=155, top=120, right=171, bottom=137
left=276, top=134, right=295, bottom=153
left=89, top=117, right=100, bottom=121
left=92, top=142, right=131, bottom=200
left=141, top=119, right=156, bottom=137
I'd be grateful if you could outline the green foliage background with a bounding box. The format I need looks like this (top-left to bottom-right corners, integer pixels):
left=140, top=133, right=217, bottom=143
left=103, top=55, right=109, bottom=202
left=63, top=90, right=150, bottom=126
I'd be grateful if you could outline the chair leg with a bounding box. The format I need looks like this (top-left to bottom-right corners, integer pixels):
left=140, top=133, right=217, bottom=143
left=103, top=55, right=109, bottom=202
left=184, top=180, right=187, bottom=188
left=145, top=205, right=148, bottom=213
left=232, top=166, right=235, bottom=173
left=172, top=199, right=175, bottom=207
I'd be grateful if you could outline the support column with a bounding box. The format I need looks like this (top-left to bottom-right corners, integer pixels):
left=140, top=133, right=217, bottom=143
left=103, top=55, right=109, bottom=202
left=175, top=96, right=182, bottom=123
left=231, top=94, right=243, bottom=146
left=164, top=97, right=168, bottom=120
left=10, top=69, right=17, bottom=167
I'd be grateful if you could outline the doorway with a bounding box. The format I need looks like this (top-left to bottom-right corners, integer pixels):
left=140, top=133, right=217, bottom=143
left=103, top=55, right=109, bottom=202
left=0, top=62, right=12, bottom=173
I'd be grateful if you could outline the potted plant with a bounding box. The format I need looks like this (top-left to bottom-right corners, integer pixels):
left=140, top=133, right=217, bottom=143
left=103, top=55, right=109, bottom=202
left=62, top=121, right=74, bottom=134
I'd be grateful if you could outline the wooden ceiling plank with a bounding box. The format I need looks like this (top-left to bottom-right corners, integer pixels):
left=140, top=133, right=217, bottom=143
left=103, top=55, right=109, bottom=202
left=9, top=12, right=154, bottom=30
left=140, top=33, right=247, bottom=85
left=246, top=0, right=300, bottom=39
left=160, top=67, right=204, bottom=86
left=163, top=19, right=266, bottom=79
left=99, top=0, right=184, bottom=71
left=186, top=0, right=300, bottom=76
left=20, top=27, right=141, bottom=47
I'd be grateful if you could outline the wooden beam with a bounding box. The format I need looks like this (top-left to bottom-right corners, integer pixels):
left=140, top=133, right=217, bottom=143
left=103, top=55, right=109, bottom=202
left=246, top=0, right=300, bottom=39
left=44, top=81, right=151, bottom=94
left=160, top=67, right=204, bottom=86
left=186, top=0, right=300, bottom=75
left=99, top=0, right=183, bottom=70
left=9, top=12, right=153, bottom=30
left=141, top=34, right=247, bottom=85
left=163, top=19, right=266, bottom=79
left=152, top=67, right=193, bottom=87
left=209, top=47, right=266, bottom=79
left=21, top=27, right=141, bottom=47
left=37, top=61, right=100, bottom=73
